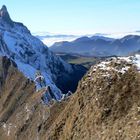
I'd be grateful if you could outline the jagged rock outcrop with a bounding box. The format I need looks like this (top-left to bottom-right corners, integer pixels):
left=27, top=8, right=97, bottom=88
left=0, top=56, right=50, bottom=140
left=0, top=5, right=13, bottom=26
left=0, top=56, right=17, bottom=89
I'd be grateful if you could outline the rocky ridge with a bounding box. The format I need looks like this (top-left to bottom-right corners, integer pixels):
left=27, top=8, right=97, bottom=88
left=41, top=55, right=140, bottom=140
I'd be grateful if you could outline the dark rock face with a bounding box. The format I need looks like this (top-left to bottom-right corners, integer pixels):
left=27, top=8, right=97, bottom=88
left=56, top=64, right=87, bottom=93
left=0, top=56, right=17, bottom=90
left=0, top=5, right=13, bottom=26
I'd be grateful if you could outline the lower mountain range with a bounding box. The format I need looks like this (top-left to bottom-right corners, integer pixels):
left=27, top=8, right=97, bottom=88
left=50, top=35, right=140, bottom=57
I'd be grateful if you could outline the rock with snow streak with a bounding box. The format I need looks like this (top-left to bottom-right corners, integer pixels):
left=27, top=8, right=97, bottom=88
left=42, top=55, right=140, bottom=140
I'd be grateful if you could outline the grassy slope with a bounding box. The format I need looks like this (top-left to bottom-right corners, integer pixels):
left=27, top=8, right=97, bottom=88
left=56, top=53, right=105, bottom=69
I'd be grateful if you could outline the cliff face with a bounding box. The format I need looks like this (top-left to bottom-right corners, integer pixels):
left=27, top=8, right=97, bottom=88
left=0, top=56, right=49, bottom=140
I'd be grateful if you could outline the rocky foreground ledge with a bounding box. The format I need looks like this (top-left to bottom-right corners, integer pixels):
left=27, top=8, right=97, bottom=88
left=43, top=55, right=140, bottom=140
left=0, top=55, right=140, bottom=140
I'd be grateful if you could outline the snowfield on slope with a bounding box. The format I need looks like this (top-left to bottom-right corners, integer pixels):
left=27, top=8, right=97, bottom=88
left=134, top=54, right=140, bottom=70
left=0, top=6, right=75, bottom=100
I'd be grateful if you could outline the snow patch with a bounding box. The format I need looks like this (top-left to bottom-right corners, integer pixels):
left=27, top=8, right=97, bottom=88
left=2, top=122, right=16, bottom=136
left=134, top=54, right=140, bottom=70
left=91, top=54, right=140, bottom=78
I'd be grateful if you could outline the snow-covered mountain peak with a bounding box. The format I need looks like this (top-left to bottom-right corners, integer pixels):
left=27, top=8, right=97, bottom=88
left=0, top=5, right=13, bottom=27
left=0, top=5, right=8, bottom=17
left=0, top=6, right=87, bottom=100
left=1, top=5, right=7, bottom=12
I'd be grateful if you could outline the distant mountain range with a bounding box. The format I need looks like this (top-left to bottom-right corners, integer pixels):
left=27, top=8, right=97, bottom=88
left=33, top=32, right=79, bottom=47
left=50, top=35, right=140, bottom=57
left=35, top=31, right=140, bottom=47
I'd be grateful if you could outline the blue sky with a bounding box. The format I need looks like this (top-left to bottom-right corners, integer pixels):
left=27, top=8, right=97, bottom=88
left=0, top=0, right=140, bottom=34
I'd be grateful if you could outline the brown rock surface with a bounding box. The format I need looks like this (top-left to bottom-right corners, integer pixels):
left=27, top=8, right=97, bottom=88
left=43, top=59, right=140, bottom=140
left=0, top=57, right=140, bottom=140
